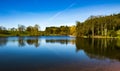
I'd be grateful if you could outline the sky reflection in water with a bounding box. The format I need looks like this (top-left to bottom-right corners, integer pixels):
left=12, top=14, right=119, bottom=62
left=0, top=36, right=120, bottom=71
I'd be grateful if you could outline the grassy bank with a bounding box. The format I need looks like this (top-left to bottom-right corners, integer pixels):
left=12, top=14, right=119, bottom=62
left=77, top=36, right=119, bottom=39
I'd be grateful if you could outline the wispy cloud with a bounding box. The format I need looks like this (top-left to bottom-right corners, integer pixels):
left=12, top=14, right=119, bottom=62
left=48, top=3, right=76, bottom=21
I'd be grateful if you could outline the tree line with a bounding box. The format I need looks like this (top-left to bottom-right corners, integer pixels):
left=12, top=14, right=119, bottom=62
left=0, top=24, right=73, bottom=36
left=44, top=26, right=70, bottom=36
left=0, top=24, right=40, bottom=36
left=0, top=13, right=120, bottom=37
left=76, top=13, right=120, bottom=38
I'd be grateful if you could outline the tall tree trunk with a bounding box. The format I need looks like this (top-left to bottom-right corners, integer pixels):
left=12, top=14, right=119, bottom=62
left=101, top=24, right=104, bottom=36
left=97, top=27, right=100, bottom=35
left=104, top=24, right=107, bottom=37
left=92, top=24, right=94, bottom=37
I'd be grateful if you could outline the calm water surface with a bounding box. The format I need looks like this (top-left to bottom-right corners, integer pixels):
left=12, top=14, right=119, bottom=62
left=0, top=36, right=120, bottom=71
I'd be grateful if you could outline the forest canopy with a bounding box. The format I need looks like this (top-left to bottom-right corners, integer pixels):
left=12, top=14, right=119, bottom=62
left=76, top=13, right=120, bottom=38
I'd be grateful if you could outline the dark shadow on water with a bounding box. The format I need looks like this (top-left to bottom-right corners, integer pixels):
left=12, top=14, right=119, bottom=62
left=76, top=38, right=120, bottom=61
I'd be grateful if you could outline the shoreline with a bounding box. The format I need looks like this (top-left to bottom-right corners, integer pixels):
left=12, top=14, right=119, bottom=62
left=0, top=35, right=71, bottom=37
left=0, top=35, right=119, bottom=39
left=77, top=36, right=119, bottom=39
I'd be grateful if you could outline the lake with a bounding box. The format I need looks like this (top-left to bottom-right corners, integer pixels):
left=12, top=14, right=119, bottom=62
left=0, top=36, right=120, bottom=71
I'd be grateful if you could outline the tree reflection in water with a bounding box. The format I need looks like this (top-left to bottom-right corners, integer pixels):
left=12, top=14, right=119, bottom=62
left=18, top=37, right=25, bottom=47
left=0, top=37, right=8, bottom=47
left=1, top=36, right=120, bottom=61
left=46, top=39, right=75, bottom=45
left=26, top=37, right=40, bottom=48
left=75, top=38, right=120, bottom=61
left=18, top=37, right=40, bottom=48
left=0, top=37, right=40, bottom=48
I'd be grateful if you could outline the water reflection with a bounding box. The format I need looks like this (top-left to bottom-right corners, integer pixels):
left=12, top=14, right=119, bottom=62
left=26, top=37, right=40, bottom=48
left=0, top=36, right=76, bottom=47
left=0, top=37, right=40, bottom=48
left=0, top=37, right=120, bottom=61
left=0, top=37, right=8, bottom=47
left=46, top=39, right=75, bottom=45
left=76, top=38, right=120, bottom=61
left=18, top=37, right=25, bottom=47
left=0, top=37, right=120, bottom=71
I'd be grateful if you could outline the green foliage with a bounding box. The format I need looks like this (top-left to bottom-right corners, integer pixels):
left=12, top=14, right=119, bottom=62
left=1, top=13, right=120, bottom=37
left=45, top=26, right=70, bottom=36
left=76, top=13, right=120, bottom=38
left=0, top=24, right=71, bottom=36
left=108, top=30, right=117, bottom=37
left=70, top=25, right=76, bottom=36
left=0, top=24, right=41, bottom=37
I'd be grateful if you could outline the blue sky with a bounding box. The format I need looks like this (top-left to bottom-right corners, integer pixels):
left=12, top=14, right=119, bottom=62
left=0, top=0, right=120, bottom=30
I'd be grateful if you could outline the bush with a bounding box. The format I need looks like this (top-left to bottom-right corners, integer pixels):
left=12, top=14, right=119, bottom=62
left=109, top=30, right=117, bottom=37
